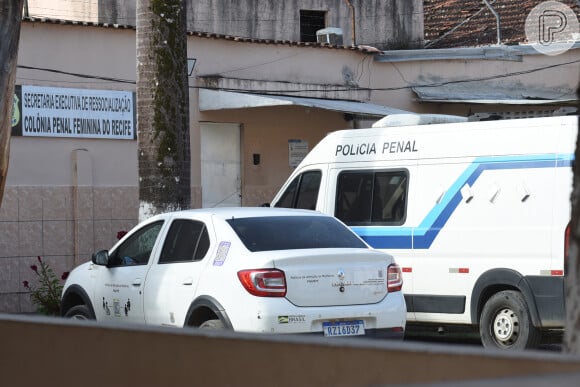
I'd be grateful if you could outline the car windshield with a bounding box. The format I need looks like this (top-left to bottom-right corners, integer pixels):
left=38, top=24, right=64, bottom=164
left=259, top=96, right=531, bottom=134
left=226, top=215, right=367, bottom=252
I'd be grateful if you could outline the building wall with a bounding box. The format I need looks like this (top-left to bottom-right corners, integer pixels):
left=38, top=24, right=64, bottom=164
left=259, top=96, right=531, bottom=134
left=187, top=33, right=383, bottom=206
left=2, top=22, right=138, bottom=312
left=368, top=49, right=580, bottom=116
left=200, top=106, right=354, bottom=206
left=0, top=185, right=137, bottom=312
left=26, top=0, right=98, bottom=21
left=27, top=0, right=424, bottom=49
left=187, top=0, right=424, bottom=49
left=98, top=0, right=135, bottom=26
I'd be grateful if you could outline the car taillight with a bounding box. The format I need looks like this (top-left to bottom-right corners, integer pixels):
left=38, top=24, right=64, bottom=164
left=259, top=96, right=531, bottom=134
left=237, top=269, right=287, bottom=297
left=387, top=263, right=403, bottom=292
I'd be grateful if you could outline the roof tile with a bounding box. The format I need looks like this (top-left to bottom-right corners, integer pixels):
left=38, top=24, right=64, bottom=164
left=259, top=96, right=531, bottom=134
left=424, top=0, right=580, bottom=48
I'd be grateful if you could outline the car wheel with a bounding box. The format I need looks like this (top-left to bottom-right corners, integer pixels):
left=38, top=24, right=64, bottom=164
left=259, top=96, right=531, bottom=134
left=479, top=290, right=540, bottom=350
left=64, top=304, right=95, bottom=320
left=199, top=319, right=224, bottom=329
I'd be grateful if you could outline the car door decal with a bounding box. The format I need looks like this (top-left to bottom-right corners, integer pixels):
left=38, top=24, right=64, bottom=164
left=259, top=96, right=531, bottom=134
left=102, top=296, right=132, bottom=317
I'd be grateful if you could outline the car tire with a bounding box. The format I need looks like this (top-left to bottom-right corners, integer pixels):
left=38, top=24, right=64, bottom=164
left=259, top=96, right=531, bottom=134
left=64, top=304, right=95, bottom=320
left=479, top=290, right=541, bottom=350
left=199, top=319, right=225, bottom=329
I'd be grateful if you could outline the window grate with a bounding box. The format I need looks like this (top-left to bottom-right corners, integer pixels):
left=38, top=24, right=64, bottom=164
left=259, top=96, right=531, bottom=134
left=300, top=10, right=326, bottom=43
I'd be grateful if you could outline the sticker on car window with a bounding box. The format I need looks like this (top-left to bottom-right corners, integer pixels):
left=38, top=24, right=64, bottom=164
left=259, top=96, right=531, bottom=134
left=213, top=241, right=231, bottom=266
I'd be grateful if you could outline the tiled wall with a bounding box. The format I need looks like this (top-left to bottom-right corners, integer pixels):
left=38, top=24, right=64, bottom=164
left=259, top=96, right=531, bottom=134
left=242, top=186, right=281, bottom=207
left=0, top=186, right=138, bottom=313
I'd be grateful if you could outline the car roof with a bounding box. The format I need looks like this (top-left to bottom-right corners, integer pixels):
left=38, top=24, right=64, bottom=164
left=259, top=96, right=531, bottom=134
left=154, top=207, right=324, bottom=221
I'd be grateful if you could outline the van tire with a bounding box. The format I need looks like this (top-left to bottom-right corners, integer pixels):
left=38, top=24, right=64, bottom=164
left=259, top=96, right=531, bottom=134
left=199, top=319, right=225, bottom=329
left=479, top=290, right=541, bottom=350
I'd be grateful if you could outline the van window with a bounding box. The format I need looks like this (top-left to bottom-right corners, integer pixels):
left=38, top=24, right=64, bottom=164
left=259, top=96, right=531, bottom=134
left=335, top=170, right=408, bottom=226
left=274, top=170, right=321, bottom=210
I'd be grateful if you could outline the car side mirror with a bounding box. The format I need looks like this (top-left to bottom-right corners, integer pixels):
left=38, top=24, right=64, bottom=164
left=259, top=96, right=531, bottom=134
left=92, top=250, right=110, bottom=266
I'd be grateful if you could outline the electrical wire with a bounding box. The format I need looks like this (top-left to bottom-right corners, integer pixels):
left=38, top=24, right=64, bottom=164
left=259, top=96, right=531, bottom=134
left=17, top=58, right=580, bottom=95
left=17, top=65, right=135, bottom=84
left=209, top=52, right=307, bottom=76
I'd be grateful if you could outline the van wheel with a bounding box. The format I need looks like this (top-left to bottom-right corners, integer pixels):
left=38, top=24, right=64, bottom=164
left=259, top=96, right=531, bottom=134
left=64, top=304, right=95, bottom=320
left=479, top=290, right=540, bottom=350
left=199, top=319, right=224, bottom=329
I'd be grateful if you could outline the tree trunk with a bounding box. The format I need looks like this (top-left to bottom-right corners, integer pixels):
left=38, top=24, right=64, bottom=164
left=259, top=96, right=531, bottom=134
left=0, top=1, right=24, bottom=207
left=564, top=84, right=580, bottom=353
left=136, top=0, right=191, bottom=221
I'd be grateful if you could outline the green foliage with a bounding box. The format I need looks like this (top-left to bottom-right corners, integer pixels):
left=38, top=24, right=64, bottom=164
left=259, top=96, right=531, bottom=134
left=22, top=256, right=69, bottom=316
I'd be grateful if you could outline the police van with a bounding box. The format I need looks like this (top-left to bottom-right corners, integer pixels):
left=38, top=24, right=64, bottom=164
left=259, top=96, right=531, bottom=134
left=270, top=115, right=577, bottom=350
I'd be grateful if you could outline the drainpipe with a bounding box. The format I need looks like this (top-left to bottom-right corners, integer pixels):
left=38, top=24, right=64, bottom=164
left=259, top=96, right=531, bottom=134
left=72, top=149, right=88, bottom=267
left=72, top=150, right=80, bottom=267
left=345, top=0, right=356, bottom=46
left=482, top=0, right=501, bottom=45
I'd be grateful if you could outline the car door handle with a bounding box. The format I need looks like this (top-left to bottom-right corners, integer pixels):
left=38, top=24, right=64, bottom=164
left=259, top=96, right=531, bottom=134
left=182, top=277, right=193, bottom=285
left=132, top=278, right=142, bottom=286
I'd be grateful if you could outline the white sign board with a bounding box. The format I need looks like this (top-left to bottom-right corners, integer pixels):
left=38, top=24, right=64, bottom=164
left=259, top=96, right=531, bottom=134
left=17, top=86, right=135, bottom=140
left=288, top=139, right=309, bottom=167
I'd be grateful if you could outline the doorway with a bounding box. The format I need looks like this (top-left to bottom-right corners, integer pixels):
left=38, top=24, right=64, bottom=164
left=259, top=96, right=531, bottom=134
left=200, top=122, right=241, bottom=208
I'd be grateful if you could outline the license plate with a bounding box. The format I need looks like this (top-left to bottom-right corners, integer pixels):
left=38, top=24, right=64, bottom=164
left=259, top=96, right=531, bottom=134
left=323, top=320, right=365, bottom=337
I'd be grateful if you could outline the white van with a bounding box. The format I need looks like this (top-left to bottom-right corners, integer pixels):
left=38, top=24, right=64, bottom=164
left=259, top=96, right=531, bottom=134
left=270, top=115, right=577, bottom=350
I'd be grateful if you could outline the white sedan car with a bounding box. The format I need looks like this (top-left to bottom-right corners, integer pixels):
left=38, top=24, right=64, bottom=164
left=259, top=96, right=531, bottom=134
left=61, top=207, right=406, bottom=339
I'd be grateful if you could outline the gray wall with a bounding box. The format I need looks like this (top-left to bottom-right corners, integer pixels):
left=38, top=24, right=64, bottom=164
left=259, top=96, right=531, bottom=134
left=98, top=0, right=136, bottom=25
left=99, top=0, right=424, bottom=49
left=3, top=314, right=580, bottom=386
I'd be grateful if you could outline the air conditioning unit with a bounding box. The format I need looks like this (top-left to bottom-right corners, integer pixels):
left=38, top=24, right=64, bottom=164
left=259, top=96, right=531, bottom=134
left=316, top=27, right=343, bottom=45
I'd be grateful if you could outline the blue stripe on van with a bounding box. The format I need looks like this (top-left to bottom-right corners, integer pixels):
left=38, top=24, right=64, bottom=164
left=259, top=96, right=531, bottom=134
left=352, top=154, right=573, bottom=250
